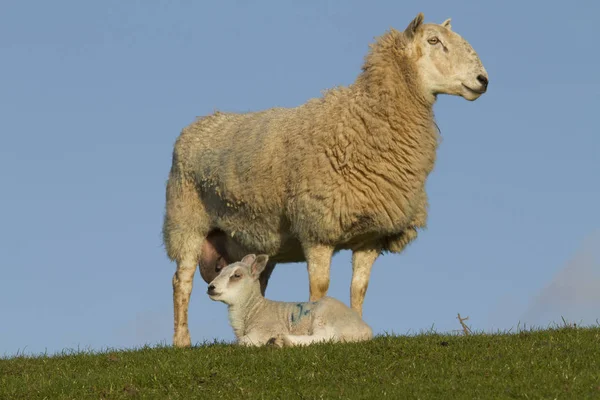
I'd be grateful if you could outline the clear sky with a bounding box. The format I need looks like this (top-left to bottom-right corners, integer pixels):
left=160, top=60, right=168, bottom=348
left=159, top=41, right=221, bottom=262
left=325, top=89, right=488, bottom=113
left=1, top=1, right=598, bottom=356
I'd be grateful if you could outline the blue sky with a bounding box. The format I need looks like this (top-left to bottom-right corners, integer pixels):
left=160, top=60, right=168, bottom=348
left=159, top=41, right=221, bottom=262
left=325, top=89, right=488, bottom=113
left=1, top=1, right=598, bottom=356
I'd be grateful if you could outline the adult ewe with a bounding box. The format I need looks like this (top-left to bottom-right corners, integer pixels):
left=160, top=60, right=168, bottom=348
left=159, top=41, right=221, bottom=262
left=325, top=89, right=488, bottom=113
left=164, top=13, right=488, bottom=347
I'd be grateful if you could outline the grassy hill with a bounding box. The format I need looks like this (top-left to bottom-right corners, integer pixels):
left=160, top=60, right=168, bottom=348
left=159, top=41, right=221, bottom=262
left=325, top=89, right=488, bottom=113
left=2, top=327, right=599, bottom=399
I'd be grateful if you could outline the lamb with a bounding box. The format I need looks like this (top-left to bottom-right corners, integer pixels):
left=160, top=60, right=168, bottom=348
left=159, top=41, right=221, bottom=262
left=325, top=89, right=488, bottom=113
left=163, top=12, right=489, bottom=347
left=207, top=254, right=373, bottom=347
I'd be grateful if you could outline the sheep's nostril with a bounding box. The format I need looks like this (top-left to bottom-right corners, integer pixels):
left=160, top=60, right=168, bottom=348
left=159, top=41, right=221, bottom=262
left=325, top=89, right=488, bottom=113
left=208, top=284, right=216, bottom=291
left=477, top=74, right=489, bottom=90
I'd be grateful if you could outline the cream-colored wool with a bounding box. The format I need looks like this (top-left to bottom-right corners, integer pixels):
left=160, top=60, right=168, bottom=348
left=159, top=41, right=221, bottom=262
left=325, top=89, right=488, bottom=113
left=163, top=13, right=488, bottom=347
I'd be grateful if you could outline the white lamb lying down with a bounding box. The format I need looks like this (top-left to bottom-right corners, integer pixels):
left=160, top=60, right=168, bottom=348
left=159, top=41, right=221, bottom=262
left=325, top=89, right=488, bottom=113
left=207, top=254, right=373, bottom=347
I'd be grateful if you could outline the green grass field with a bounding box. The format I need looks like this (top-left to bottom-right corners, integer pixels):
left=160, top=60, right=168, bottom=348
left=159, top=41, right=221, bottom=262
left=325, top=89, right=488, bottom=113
left=2, top=327, right=599, bottom=399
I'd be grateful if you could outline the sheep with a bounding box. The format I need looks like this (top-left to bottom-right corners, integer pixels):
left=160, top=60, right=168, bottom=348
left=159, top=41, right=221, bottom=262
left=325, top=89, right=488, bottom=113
left=163, top=12, right=489, bottom=347
left=207, top=254, right=373, bottom=347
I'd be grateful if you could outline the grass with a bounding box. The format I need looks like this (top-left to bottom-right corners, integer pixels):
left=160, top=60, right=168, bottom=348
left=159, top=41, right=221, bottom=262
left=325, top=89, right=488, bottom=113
left=2, top=327, right=600, bottom=399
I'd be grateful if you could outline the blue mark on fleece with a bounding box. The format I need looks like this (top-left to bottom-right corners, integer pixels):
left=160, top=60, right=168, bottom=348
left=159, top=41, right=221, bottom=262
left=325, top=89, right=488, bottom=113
left=290, top=302, right=317, bottom=324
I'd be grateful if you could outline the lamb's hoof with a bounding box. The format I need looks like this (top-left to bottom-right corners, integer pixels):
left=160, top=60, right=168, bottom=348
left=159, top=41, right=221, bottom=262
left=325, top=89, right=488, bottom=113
left=266, top=335, right=285, bottom=348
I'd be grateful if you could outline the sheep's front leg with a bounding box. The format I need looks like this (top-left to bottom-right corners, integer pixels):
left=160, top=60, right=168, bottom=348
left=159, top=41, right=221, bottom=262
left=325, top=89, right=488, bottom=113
left=350, top=247, right=381, bottom=317
left=303, top=244, right=334, bottom=301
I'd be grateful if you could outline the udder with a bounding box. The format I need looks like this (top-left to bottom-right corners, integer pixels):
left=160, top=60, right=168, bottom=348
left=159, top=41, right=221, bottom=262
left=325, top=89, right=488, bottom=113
left=198, top=230, right=231, bottom=283
left=198, top=229, right=254, bottom=283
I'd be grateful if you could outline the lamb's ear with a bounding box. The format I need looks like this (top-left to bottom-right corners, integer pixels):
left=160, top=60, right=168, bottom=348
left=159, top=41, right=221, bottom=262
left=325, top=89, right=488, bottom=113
left=441, top=18, right=452, bottom=30
left=404, top=12, right=424, bottom=40
left=241, top=254, right=257, bottom=266
left=250, top=254, right=269, bottom=278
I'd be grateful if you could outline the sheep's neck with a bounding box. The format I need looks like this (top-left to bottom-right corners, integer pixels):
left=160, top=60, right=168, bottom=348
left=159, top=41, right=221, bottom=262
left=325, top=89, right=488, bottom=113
left=314, top=30, right=440, bottom=231
left=227, top=290, right=266, bottom=339
left=354, top=29, right=433, bottom=111
left=342, top=31, right=440, bottom=181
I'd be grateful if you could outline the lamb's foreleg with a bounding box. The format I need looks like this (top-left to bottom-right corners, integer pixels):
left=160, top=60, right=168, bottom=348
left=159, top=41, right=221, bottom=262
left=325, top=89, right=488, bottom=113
left=350, top=247, right=381, bottom=316
left=238, top=333, right=270, bottom=347
left=268, top=330, right=337, bottom=347
left=303, top=244, right=334, bottom=301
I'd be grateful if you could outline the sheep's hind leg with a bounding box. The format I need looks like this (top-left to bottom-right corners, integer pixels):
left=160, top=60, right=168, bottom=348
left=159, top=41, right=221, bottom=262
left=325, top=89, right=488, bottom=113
left=303, top=244, right=334, bottom=301
left=350, top=247, right=381, bottom=317
left=163, top=173, right=207, bottom=348
left=172, top=256, right=200, bottom=347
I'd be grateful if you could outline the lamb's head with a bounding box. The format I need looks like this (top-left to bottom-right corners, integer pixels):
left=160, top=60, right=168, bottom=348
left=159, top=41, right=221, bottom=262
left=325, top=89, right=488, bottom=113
left=404, top=13, right=488, bottom=101
left=207, top=254, right=269, bottom=306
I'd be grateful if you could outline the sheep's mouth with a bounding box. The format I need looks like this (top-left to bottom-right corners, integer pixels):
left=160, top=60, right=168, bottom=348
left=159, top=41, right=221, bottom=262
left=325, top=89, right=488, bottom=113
left=462, top=84, right=486, bottom=94
left=207, top=289, right=221, bottom=298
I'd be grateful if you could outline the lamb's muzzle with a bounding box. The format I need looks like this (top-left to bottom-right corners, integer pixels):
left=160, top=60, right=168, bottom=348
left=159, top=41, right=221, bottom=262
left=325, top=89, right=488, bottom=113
left=207, top=284, right=219, bottom=297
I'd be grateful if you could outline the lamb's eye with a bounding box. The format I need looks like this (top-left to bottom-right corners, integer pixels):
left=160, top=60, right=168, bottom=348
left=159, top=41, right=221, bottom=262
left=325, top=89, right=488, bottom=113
left=232, top=272, right=242, bottom=279
left=427, top=37, right=439, bottom=45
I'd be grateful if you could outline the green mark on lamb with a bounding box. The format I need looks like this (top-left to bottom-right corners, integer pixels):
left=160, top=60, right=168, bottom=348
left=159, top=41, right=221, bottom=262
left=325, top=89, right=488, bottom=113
left=290, top=303, right=312, bottom=324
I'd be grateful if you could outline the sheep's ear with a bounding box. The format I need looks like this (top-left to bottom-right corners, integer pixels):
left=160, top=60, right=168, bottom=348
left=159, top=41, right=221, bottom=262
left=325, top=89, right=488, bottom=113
left=250, top=254, right=269, bottom=278
left=241, top=254, right=256, bottom=266
left=404, top=12, right=424, bottom=40
left=441, top=18, right=452, bottom=30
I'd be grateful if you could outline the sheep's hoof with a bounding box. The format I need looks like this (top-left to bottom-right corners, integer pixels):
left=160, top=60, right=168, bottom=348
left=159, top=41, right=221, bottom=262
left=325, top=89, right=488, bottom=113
left=266, top=336, right=285, bottom=348
left=173, top=332, right=192, bottom=348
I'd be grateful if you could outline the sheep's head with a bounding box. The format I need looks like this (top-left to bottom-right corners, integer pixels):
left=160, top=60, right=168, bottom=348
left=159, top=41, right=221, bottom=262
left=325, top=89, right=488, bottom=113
left=207, top=254, right=269, bottom=305
left=405, top=13, right=488, bottom=101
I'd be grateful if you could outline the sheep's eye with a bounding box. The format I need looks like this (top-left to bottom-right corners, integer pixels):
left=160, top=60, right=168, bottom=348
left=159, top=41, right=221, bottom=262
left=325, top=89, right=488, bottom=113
left=232, top=272, right=242, bottom=279
left=427, top=37, right=439, bottom=45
